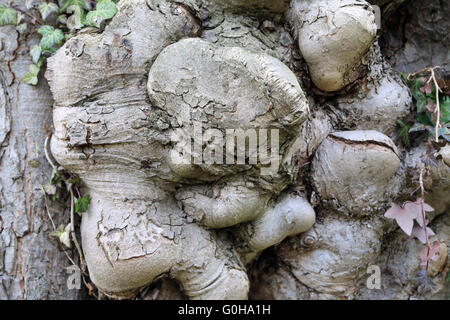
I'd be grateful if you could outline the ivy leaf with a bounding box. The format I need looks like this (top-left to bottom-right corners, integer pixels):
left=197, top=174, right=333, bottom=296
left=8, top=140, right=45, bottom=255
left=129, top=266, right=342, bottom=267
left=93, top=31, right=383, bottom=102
left=22, top=64, right=40, bottom=85
left=425, top=101, right=437, bottom=113
left=50, top=224, right=72, bottom=248
left=16, top=12, right=24, bottom=25
left=57, top=14, right=68, bottom=24
left=416, top=112, right=433, bottom=127
left=437, top=76, right=450, bottom=96
left=16, top=23, right=27, bottom=34
left=50, top=167, right=62, bottom=186
left=65, top=176, right=81, bottom=192
left=43, top=182, right=57, bottom=196
left=39, top=25, right=64, bottom=52
left=384, top=199, right=434, bottom=236
left=86, top=0, right=117, bottom=28
left=411, top=225, right=435, bottom=244
left=409, top=122, right=428, bottom=134
left=417, top=97, right=429, bottom=113
left=385, top=203, right=416, bottom=236
left=397, top=120, right=411, bottom=147
left=437, top=126, right=450, bottom=142
left=64, top=33, right=74, bottom=41
left=30, top=45, right=42, bottom=64
left=440, top=96, right=450, bottom=124
left=419, top=79, right=433, bottom=95
left=400, top=72, right=408, bottom=82
left=58, top=0, right=86, bottom=15
left=66, top=4, right=85, bottom=30
left=411, top=78, right=425, bottom=99
left=403, top=200, right=434, bottom=228
left=67, top=176, right=81, bottom=186
left=0, top=6, right=18, bottom=25
left=26, top=0, right=35, bottom=10
left=75, top=195, right=90, bottom=214
left=39, top=2, right=59, bottom=20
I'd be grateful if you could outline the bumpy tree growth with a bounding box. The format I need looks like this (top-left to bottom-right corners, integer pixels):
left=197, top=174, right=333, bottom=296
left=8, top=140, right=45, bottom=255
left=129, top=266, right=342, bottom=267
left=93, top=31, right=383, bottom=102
left=1, top=0, right=448, bottom=300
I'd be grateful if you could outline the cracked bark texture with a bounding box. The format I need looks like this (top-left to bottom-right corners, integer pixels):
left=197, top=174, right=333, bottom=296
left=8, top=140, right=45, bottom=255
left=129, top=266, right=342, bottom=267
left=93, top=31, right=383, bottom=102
left=1, top=0, right=449, bottom=300
left=0, top=1, right=86, bottom=300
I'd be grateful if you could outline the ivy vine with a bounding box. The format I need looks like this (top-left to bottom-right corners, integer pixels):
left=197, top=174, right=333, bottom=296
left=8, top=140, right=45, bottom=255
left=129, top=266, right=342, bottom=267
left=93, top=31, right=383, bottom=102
left=0, top=0, right=118, bottom=85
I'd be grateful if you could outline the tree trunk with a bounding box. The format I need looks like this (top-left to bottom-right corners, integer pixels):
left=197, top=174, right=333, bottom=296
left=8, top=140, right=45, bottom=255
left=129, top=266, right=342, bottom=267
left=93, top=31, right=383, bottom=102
left=0, top=0, right=85, bottom=299
left=0, top=0, right=448, bottom=300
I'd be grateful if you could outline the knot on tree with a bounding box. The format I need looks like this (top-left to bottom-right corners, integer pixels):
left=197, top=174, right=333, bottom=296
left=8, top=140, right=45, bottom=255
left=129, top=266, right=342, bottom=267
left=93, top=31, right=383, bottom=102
left=45, top=0, right=419, bottom=299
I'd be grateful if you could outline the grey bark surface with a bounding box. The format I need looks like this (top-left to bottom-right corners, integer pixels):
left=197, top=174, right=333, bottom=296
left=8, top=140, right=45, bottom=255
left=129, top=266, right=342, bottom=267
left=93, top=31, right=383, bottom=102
left=0, top=0, right=448, bottom=300
left=380, top=0, right=449, bottom=74
left=0, top=0, right=86, bottom=300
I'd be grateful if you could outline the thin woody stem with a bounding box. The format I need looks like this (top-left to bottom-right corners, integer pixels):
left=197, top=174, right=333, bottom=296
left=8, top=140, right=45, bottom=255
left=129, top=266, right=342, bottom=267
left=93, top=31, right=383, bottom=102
left=41, top=186, right=78, bottom=267
left=45, top=134, right=88, bottom=274
left=69, top=188, right=87, bottom=273
left=407, top=66, right=442, bottom=142
left=407, top=66, right=441, bottom=81
left=429, top=68, right=442, bottom=142
left=419, top=169, right=431, bottom=271
left=12, top=6, right=43, bottom=25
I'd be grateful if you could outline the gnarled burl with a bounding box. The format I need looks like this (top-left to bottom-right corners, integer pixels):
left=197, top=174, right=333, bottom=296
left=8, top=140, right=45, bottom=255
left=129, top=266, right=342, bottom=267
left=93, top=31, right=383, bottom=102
left=46, top=0, right=316, bottom=299
left=45, top=0, right=448, bottom=300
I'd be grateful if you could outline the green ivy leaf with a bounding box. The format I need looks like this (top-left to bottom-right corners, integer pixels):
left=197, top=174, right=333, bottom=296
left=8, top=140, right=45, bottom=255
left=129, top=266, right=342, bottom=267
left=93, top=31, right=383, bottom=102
left=50, top=167, right=62, bottom=186
left=437, top=126, right=450, bottom=141
left=409, top=122, right=428, bottom=134
left=416, top=96, right=429, bottom=113
left=0, top=6, right=18, bottom=25
left=75, top=195, right=90, bottom=214
left=16, top=12, right=24, bottom=25
left=397, top=120, right=411, bottom=147
left=400, top=72, right=408, bottom=82
left=57, top=14, right=68, bottom=24
left=43, top=182, right=57, bottom=196
left=416, top=112, right=433, bottom=127
left=411, top=78, right=425, bottom=100
left=25, top=0, right=35, bottom=10
left=86, top=0, right=117, bottom=28
left=39, top=2, right=59, bottom=20
left=440, top=96, right=450, bottom=124
left=39, top=25, right=64, bottom=51
left=64, top=33, right=74, bottom=41
left=67, top=176, right=81, bottom=186
left=59, top=0, right=87, bottom=13
left=16, top=23, right=27, bottom=34
left=50, top=224, right=71, bottom=248
left=30, top=45, right=42, bottom=64
left=66, top=4, right=85, bottom=30
left=22, top=64, right=40, bottom=85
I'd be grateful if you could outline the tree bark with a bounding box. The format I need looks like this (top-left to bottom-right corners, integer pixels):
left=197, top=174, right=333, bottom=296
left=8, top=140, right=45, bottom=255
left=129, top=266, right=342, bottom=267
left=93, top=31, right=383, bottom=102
left=0, top=0, right=85, bottom=299
left=0, top=0, right=448, bottom=300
